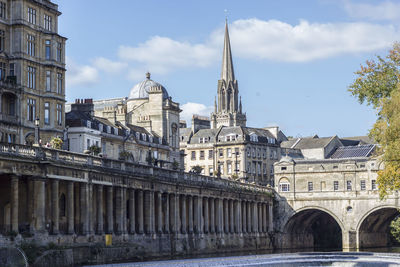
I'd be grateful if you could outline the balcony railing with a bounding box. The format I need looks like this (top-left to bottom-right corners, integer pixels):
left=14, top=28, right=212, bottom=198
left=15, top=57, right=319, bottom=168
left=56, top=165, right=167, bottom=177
left=0, top=142, right=272, bottom=195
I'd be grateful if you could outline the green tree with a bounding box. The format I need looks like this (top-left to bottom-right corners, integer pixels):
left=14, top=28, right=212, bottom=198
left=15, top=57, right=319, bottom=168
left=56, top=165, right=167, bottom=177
left=349, top=42, right=400, bottom=198
left=191, top=165, right=203, bottom=174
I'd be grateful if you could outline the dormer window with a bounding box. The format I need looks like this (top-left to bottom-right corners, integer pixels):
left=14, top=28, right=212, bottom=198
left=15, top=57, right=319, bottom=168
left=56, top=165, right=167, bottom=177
left=250, top=133, right=258, bottom=142
left=86, top=120, right=91, bottom=128
left=142, top=133, right=147, bottom=141
left=107, top=126, right=111, bottom=134
left=149, top=136, right=153, bottom=143
left=99, top=124, right=103, bottom=132
left=136, top=132, right=140, bottom=140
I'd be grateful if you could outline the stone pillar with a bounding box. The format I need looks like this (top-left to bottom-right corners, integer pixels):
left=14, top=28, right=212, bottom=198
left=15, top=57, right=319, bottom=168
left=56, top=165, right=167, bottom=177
left=247, top=202, right=251, bottom=233
left=203, top=197, right=209, bottom=234
left=181, top=195, right=187, bottom=234
left=242, top=201, right=247, bottom=233
left=51, top=180, right=59, bottom=234
left=122, top=188, right=127, bottom=234
left=27, top=180, right=34, bottom=232
left=343, top=230, right=357, bottom=252
left=163, top=193, right=169, bottom=233
left=137, top=190, right=144, bottom=234
left=169, top=194, right=177, bottom=233
left=67, top=181, right=74, bottom=234
left=224, top=200, right=229, bottom=234
left=210, top=198, right=215, bottom=233
left=144, top=191, right=152, bottom=234
left=253, top=202, right=258, bottom=233
left=193, top=196, right=201, bottom=234
left=157, top=192, right=162, bottom=234
left=188, top=196, right=193, bottom=234
left=234, top=200, right=240, bottom=233
left=97, top=185, right=104, bottom=234
left=115, top=187, right=123, bottom=234
left=216, top=198, right=223, bottom=234
left=10, top=176, right=19, bottom=233
left=229, top=200, right=234, bottom=234
left=262, top=203, right=267, bottom=233
left=88, top=183, right=94, bottom=234
left=268, top=203, right=273, bottom=232
left=258, top=203, right=262, bottom=233
left=80, top=183, right=89, bottom=235
left=106, top=186, right=113, bottom=233
left=129, top=189, right=135, bottom=234
left=34, top=179, right=46, bottom=232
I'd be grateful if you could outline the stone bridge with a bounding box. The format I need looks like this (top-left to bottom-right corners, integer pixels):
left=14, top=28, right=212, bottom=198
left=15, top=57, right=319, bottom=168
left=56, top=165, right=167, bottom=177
left=274, top=157, right=399, bottom=251
left=0, top=143, right=273, bottom=262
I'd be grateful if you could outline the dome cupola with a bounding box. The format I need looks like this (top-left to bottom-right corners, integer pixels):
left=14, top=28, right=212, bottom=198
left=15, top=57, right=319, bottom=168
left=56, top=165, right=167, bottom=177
left=128, top=72, right=169, bottom=99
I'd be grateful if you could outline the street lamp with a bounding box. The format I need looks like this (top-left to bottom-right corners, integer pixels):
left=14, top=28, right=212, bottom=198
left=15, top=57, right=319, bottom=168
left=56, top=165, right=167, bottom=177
left=34, top=116, right=40, bottom=146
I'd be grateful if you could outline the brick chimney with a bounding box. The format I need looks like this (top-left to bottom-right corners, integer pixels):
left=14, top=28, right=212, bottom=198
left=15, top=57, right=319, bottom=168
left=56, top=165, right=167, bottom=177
left=71, top=99, right=94, bottom=117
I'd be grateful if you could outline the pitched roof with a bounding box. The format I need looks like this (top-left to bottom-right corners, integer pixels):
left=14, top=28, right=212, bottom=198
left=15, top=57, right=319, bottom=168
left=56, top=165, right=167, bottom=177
left=281, top=136, right=336, bottom=149
left=330, top=144, right=375, bottom=159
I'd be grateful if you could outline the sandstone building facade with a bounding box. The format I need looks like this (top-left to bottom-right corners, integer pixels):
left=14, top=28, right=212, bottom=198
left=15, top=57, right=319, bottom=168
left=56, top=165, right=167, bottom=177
left=0, top=0, right=66, bottom=145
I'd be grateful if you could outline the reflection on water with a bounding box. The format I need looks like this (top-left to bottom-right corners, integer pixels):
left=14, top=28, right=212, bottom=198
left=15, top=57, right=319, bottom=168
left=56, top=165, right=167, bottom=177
left=361, top=246, right=400, bottom=253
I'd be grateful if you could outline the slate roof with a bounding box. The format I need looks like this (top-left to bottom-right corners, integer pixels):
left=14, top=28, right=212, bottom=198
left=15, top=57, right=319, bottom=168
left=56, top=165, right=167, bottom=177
left=281, top=136, right=336, bottom=149
left=341, top=136, right=374, bottom=145
left=330, top=144, right=375, bottom=159
left=189, top=128, right=219, bottom=144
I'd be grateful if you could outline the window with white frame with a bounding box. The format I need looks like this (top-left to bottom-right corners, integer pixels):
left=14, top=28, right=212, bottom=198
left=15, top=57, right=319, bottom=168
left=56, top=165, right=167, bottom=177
left=334, top=181, right=339, bottom=191
left=44, top=102, right=50, bottom=125
left=0, top=30, right=4, bottom=52
left=360, top=180, right=366, bottom=191
left=27, top=34, right=35, bottom=56
left=0, top=2, right=5, bottom=19
left=371, top=180, right=377, bottom=190
left=46, top=70, right=51, bottom=91
left=227, top=162, right=232, bottom=174
left=227, top=148, right=232, bottom=157
left=27, top=98, right=36, bottom=121
left=28, top=7, right=36, bottom=24
left=346, top=180, right=352, bottom=191
left=141, top=133, right=146, bottom=141
left=219, top=148, right=223, bottom=157
left=44, top=14, right=52, bottom=31
left=27, top=66, right=36, bottom=89
left=57, top=73, right=62, bottom=94
left=208, top=150, right=213, bottom=159
left=56, top=104, right=62, bottom=126
left=57, top=42, right=62, bottom=62
left=45, top=40, right=51, bottom=60
left=308, top=182, right=313, bottom=192
left=279, top=179, right=290, bottom=192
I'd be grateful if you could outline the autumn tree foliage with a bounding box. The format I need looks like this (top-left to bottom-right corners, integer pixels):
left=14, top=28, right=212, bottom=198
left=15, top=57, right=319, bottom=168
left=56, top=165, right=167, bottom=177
left=349, top=42, right=400, bottom=198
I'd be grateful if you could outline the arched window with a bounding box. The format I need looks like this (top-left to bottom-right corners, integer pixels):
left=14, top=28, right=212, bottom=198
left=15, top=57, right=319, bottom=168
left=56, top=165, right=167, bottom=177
left=59, top=193, right=66, bottom=217
left=279, top=177, right=290, bottom=192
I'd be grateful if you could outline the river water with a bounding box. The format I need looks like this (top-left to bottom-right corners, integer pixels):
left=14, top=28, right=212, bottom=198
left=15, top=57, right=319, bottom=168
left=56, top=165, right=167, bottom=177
left=83, top=251, right=400, bottom=267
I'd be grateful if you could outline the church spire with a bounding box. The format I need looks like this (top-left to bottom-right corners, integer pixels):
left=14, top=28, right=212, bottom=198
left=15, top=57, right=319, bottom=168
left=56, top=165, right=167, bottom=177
left=221, top=20, right=235, bottom=82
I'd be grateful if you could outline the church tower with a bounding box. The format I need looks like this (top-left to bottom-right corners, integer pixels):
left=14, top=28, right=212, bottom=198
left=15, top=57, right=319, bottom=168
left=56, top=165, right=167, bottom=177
left=211, top=21, right=246, bottom=129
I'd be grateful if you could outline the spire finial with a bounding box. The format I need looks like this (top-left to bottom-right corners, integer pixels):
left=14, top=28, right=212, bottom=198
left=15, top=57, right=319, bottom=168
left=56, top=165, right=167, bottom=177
left=224, top=9, right=228, bottom=22
left=146, top=72, right=151, bottom=79
left=221, top=16, right=235, bottom=82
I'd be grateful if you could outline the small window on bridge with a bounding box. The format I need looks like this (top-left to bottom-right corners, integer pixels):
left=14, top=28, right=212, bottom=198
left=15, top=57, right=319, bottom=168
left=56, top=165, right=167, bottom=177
left=360, top=180, right=366, bottom=191
left=371, top=180, right=377, bottom=190
left=333, top=165, right=338, bottom=169
left=308, top=182, right=313, bottom=192
left=346, top=180, right=352, bottom=191
left=280, top=183, right=290, bottom=192
left=334, top=181, right=339, bottom=191
left=360, top=164, right=365, bottom=168
left=281, top=167, right=287, bottom=171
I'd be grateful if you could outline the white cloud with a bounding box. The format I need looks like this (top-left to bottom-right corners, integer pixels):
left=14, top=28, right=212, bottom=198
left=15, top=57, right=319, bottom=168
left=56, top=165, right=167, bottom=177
left=344, top=0, right=400, bottom=21
left=225, top=18, right=399, bottom=62
left=180, top=102, right=213, bottom=124
left=118, top=36, right=218, bottom=75
left=66, top=58, right=99, bottom=86
left=93, top=57, right=128, bottom=73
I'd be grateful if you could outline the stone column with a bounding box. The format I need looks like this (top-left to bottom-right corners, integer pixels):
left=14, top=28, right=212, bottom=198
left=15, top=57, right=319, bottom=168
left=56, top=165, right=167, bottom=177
left=203, top=197, right=209, bottom=234
left=34, top=179, right=45, bottom=232
left=88, top=183, right=94, bottom=234
left=262, top=203, right=267, bottom=233
left=163, top=193, right=169, bottom=233
left=80, top=183, right=89, bottom=235
left=188, top=196, right=193, bottom=234
left=115, top=187, right=122, bottom=234
left=144, top=191, right=154, bottom=234
left=169, top=194, right=177, bottom=233
left=210, top=198, right=215, bottom=233
left=27, top=180, right=34, bottom=232
left=216, top=198, right=223, bottom=234
left=268, top=203, right=273, bottom=232
left=229, top=200, right=234, bottom=234
left=234, top=200, right=240, bottom=233
left=129, top=189, right=135, bottom=234
left=67, top=181, right=74, bottom=234
left=122, top=188, right=127, bottom=234
left=157, top=192, right=162, bottom=234
left=97, top=185, right=104, bottom=234
left=10, top=176, right=19, bottom=233
left=106, top=186, right=113, bottom=234
left=258, top=203, right=262, bottom=233
left=51, top=180, right=59, bottom=234
left=181, top=195, right=187, bottom=234
left=137, top=190, right=144, bottom=234
left=224, top=200, right=229, bottom=234
left=242, top=201, right=247, bottom=233
left=193, top=196, right=201, bottom=234
left=253, top=202, right=258, bottom=233
left=247, top=202, right=251, bottom=233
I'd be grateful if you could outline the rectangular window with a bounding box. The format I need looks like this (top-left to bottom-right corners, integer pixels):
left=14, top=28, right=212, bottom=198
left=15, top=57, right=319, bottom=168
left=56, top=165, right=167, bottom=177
left=361, top=180, right=366, bottom=191
left=219, top=163, right=224, bottom=175
left=372, top=180, right=377, bottom=190
left=200, top=150, right=204, bottom=160
left=346, top=180, right=352, bottom=191
left=46, top=70, right=51, bottom=91
left=87, top=139, right=90, bottom=150
left=280, top=183, right=290, bottom=192
left=44, top=102, right=50, bottom=125
left=45, top=40, right=51, bottom=60
left=28, top=7, right=36, bottom=24
left=208, top=150, right=213, bottom=159
left=219, top=148, right=223, bottom=157
left=27, top=34, right=35, bottom=56
left=235, top=162, right=240, bottom=173
left=263, top=163, right=267, bottom=174
left=281, top=166, right=287, bottom=171
left=27, top=98, right=36, bottom=121
left=9, top=63, right=14, bottom=76
left=27, top=66, right=36, bottom=88
left=0, top=2, right=6, bottom=19
left=0, top=62, right=5, bottom=80
left=209, top=167, right=213, bottom=176
left=308, top=182, right=313, bottom=192
left=227, top=162, right=232, bottom=174
left=247, top=148, right=250, bottom=157
left=334, top=181, right=339, bottom=191
left=257, top=162, right=261, bottom=175
left=44, top=14, right=52, bottom=31
left=57, top=73, right=62, bottom=94
left=0, top=30, right=4, bottom=52
left=57, top=42, right=62, bottom=62
left=191, top=151, right=196, bottom=160
left=56, top=104, right=62, bottom=126
left=227, top=148, right=232, bottom=157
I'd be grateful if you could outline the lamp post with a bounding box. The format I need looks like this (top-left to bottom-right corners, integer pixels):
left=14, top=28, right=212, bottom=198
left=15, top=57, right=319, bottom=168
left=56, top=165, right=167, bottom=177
left=34, top=116, right=40, bottom=146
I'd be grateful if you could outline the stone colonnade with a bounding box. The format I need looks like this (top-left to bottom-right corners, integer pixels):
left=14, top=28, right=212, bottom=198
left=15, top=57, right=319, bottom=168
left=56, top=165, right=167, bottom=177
left=8, top=175, right=273, bottom=237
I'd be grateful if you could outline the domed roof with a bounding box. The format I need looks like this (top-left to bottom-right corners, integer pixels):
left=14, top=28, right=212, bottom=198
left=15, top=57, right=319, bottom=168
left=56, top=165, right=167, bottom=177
left=128, top=72, right=169, bottom=100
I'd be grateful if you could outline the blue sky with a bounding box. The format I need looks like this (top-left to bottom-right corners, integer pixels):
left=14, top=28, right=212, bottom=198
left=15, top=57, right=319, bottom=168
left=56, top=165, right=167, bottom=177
left=54, top=0, right=400, bottom=138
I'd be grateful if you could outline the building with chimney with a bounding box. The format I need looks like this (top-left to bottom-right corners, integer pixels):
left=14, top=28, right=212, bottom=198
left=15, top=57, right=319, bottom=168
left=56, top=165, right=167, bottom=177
left=0, top=0, right=66, bottom=145
left=180, top=22, right=286, bottom=185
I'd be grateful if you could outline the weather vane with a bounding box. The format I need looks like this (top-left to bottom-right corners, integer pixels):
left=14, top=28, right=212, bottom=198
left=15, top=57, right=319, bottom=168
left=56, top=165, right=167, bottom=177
left=224, top=9, right=228, bottom=21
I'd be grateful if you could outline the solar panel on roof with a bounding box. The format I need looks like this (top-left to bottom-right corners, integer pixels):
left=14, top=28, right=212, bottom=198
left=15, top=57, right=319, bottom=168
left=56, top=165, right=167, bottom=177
left=330, top=144, right=375, bottom=159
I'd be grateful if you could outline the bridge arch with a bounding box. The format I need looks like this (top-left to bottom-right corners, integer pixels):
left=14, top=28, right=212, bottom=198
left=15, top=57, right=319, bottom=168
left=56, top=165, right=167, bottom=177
left=282, top=206, right=344, bottom=251
left=357, top=205, right=400, bottom=249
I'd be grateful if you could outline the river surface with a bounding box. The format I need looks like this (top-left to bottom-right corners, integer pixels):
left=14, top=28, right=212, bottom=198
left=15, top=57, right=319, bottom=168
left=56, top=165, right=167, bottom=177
left=83, top=252, right=400, bottom=267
